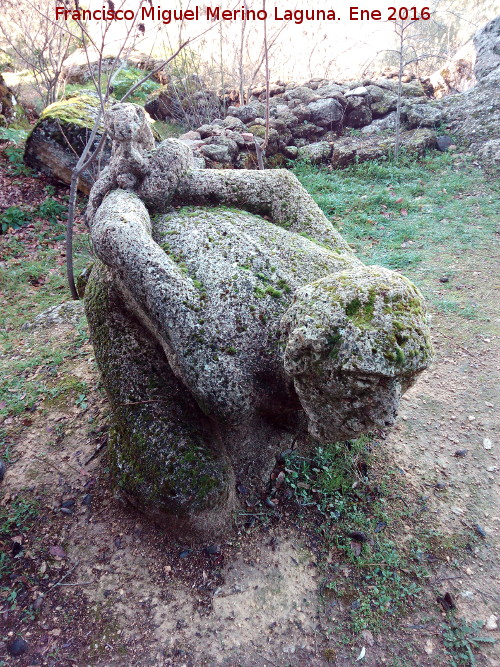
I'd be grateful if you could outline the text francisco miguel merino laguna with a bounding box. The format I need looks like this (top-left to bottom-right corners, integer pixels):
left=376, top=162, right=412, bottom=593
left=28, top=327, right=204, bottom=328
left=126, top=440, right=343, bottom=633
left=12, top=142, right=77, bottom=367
left=55, top=5, right=409, bottom=25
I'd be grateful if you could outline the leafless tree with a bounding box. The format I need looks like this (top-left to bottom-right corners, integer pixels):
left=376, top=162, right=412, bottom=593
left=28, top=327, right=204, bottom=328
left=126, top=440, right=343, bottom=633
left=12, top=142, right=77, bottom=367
left=61, top=1, right=222, bottom=298
left=238, top=0, right=249, bottom=104
left=254, top=0, right=270, bottom=170
left=391, top=14, right=450, bottom=159
left=0, top=0, right=77, bottom=107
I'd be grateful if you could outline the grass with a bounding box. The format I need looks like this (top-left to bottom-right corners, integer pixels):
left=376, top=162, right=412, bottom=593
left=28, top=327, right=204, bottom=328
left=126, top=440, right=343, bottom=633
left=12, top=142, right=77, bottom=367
left=282, top=429, right=494, bottom=663
left=153, top=119, right=186, bottom=139
left=293, top=152, right=499, bottom=320
left=284, top=437, right=433, bottom=633
left=0, top=494, right=40, bottom=612
left=442, top=617, right=496, bottom=666
left=0, top=324, right=90, bottom=421
left=282, top=433, right=489, bottom=648
left=0, top=139, right=92, bottom=421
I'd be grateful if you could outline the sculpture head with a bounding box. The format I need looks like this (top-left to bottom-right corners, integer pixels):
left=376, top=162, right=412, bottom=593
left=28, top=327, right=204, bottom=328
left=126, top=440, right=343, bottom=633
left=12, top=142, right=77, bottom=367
left=280, top=265, right=433, bottom=442
left=106, top=103, right=155, bottom=150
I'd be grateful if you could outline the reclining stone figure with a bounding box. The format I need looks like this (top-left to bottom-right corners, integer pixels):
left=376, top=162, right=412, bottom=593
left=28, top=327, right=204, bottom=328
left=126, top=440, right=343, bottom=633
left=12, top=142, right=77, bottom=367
left=85, top=103, right=433, bottom=537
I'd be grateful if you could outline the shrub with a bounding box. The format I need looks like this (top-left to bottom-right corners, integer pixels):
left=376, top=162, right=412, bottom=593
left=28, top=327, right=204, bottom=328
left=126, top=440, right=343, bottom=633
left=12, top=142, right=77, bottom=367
left=0, top=206, right=31, bottom=233
left=110, top=67, right=160, bottom=104
left=37, top=198, right=67, bottom=223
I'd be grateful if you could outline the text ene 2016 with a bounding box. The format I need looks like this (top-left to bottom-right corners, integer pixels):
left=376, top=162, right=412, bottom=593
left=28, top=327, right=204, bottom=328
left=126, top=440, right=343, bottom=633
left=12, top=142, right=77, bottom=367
left=350, top=7, right=431, bottom=20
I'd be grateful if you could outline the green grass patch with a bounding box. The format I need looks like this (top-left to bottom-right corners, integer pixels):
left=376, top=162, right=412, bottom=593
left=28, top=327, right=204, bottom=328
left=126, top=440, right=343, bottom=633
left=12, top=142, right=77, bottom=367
left=293, top=153, right=499, bottom=319
left=442, top=617, right=496, bottom=666
left=0, top=495, right=39, bottom=607
left=283, top=437, right=453, bottom=634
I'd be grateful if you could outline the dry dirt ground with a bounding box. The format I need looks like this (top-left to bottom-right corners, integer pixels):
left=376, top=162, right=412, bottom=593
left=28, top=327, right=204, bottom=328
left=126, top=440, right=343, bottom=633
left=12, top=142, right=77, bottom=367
left=0, top=254, right=498, bottom=667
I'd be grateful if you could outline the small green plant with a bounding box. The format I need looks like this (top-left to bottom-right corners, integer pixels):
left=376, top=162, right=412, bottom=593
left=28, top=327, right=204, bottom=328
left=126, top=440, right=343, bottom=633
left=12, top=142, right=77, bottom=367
left=111, top=67, right=161, bottom=104
left=37, top=198, right=67, bottom=223
left=0, top=127, right=29, bottom=144
left=264, top=286, right=282, bottom=299
left=76, top=392, right=88, bottom=410
left=0, top=206, right=31, bottom=233
left=3, top=144, right=32, bottom=176
left=443, top=617, right=496, bottom=666
left=284, top=437, right=432, bottom=632
left=0, top=496, right=39, bottom=536
left=285, top=436, right=369, bottom=518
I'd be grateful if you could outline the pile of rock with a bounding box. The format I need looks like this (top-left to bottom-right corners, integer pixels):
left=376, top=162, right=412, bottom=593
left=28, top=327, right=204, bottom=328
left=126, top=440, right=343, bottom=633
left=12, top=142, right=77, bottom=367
left=20, top=16, right=498, bottom=182
left=144, top=74, right=222, bottom=127
left=167, top=75, right=443, bottom=168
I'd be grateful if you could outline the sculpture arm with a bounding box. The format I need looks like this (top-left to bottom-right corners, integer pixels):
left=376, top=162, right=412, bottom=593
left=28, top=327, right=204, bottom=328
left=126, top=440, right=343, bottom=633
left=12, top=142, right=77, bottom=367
left=174, top=168, right=352, bottom=253
left=91, top=189, right=199, bottom=355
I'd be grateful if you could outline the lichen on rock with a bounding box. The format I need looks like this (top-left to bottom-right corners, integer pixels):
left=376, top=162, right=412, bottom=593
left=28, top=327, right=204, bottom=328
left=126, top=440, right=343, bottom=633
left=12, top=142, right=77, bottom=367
left=84, top=103, right=433, bottom=539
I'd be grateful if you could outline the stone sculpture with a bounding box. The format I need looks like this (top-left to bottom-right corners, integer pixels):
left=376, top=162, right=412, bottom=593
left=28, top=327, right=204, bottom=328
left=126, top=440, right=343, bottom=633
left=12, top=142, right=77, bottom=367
left=85, top=103, right=433, bottom=537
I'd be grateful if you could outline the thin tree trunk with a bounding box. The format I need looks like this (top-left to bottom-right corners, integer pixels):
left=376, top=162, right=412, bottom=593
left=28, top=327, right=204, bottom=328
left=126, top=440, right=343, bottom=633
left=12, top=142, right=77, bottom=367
left=257, top=0, right=270, bottom=170
left=238, top=0, right=248, bottom=104
left=65, top=115, right=106, bottom=300
left=394, top=28, right=404, bottom=161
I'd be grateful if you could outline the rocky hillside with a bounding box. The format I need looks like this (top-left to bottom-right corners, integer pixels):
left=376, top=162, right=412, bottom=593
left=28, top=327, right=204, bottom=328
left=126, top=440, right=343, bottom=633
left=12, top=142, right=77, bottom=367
left=440, top=14, right=500, bottom=170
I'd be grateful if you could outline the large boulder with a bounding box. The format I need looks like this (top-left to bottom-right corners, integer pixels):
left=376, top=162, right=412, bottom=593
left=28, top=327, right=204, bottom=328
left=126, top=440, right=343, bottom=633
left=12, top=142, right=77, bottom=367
left=272, top=104, right=299, bottom=128
left=473, top=14, right=500, bottom=82
left=438, top=16, right=499, bottom=161
left=292, top=122, right=323, bottom=141
left=200, top=135, right=239, bottom=164
left=307, top=97, right=344, bottom=129
left=23, top=92, right=111, bottom=193
left=361, top=112, right=398, bottom=134
left=345, top=96, right=373, bottom=128
left=368, top=86, right=398, bottom=117
left=297, top=141, right=332, bottom=163
left=429, top=42, right=476, bottom=98
left=226, top=101, right=265, bottom=123
left=478, top=138, right=500, bottom=173
left=405, top=103, right=443, bottom=129
left=282, top=86, right=318, bottom=104
left=143, top=85, right=182, bottom=121
left=145, top=80, right=221, bottom=125
left=84, top=104, right=433, bottom=539
left=331, top=129, right=437, bottom=168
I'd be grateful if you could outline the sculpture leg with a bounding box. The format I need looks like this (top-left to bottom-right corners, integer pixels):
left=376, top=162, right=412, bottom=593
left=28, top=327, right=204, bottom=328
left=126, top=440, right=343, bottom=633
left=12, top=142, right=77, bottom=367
left=85, top=260, right=235, bottom=538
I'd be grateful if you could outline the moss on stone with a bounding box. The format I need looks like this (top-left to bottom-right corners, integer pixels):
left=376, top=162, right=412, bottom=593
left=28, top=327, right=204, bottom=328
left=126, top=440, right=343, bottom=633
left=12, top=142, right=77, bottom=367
left=85, top=261, right=229, bottom=517
left=39, top=93, right=105, bottom=130
left=265, top=286, right=283, bottom=299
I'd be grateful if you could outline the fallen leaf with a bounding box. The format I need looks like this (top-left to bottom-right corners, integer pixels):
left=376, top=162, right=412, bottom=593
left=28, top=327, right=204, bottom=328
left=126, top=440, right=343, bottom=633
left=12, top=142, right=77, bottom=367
left=49, top=546, right=66, bottom=559
left=350, top=541, right=362, bottom=557
left=356, top=646, right=366, bottom=661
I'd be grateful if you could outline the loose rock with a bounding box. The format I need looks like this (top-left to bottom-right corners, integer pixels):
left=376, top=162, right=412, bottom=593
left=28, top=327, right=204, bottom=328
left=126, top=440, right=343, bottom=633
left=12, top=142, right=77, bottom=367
left=7, top=638, right=29, bottom=657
